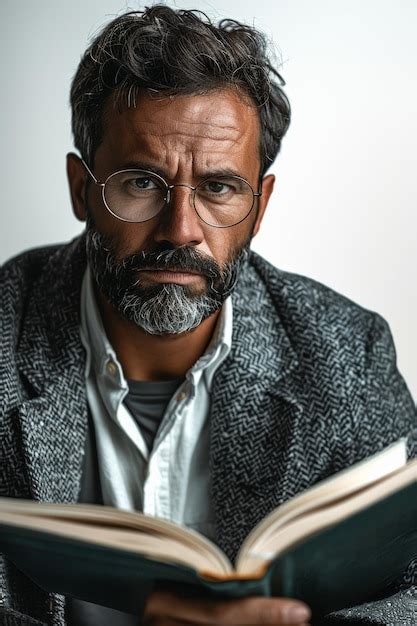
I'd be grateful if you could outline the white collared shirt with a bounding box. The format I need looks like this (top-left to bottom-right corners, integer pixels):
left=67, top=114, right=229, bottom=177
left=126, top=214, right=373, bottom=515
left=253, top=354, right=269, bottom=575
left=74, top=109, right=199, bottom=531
left=79, top=267, right=232, bottom=540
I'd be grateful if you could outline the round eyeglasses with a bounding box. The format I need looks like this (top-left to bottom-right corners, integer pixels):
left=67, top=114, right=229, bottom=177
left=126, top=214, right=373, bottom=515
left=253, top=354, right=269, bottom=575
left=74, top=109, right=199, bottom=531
left=82, top=160, right=262, bottom=228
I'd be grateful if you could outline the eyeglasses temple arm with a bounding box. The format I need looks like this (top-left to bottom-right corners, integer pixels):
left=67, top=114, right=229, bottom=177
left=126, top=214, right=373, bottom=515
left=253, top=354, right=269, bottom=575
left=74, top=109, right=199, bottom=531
left=81, top=158, right=101, bottom=185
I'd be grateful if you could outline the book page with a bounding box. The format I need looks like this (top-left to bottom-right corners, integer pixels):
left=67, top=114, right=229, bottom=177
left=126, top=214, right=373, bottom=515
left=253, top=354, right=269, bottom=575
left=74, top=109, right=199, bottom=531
left=237, top=455, right=417, bottom=575
left=236, top=438, right=407, bottom=569
left=0, top=500, right=232, bottom=575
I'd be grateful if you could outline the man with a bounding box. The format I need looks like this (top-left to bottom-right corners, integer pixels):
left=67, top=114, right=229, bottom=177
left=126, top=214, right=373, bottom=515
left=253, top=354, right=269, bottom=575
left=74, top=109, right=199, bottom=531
left=1, top=5, right=416, bottom=626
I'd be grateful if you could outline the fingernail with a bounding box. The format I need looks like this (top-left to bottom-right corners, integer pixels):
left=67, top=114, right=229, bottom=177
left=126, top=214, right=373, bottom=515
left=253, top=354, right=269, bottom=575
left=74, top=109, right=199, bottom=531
left=283, top=603, right=311, bottom=624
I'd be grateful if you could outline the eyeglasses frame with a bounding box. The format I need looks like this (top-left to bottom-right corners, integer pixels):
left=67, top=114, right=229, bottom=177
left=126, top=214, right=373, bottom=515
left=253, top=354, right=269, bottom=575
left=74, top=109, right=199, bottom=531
left=81, top=159, right=263, bottom=228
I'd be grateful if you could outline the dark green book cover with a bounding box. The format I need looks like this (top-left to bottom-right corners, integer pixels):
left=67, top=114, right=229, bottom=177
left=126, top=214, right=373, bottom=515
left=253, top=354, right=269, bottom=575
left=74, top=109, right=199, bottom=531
left=1, top=480, right=417, bottom=620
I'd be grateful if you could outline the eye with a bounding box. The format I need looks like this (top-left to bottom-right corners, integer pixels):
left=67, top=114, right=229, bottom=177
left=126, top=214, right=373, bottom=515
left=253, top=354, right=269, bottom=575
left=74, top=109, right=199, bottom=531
left=201, top=179, right=236, bottom=195
left=210, top=181, right=229, bottom=193
left=128, top=175, right=159, bottom=191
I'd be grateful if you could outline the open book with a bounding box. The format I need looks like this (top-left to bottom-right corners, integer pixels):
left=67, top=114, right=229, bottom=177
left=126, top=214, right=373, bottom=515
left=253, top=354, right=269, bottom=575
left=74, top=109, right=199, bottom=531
left=1, top=438, right=417, bottom=617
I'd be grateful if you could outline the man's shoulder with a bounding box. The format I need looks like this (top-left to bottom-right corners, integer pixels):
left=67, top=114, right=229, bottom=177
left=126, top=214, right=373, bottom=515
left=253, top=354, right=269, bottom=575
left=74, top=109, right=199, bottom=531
left=1, top=242, right=65, bottom=281
left=1, top=244, right=64, bottom=321
left=247, top=251, right=385, bottom=342
left=1, top=237, right=85, bottom=308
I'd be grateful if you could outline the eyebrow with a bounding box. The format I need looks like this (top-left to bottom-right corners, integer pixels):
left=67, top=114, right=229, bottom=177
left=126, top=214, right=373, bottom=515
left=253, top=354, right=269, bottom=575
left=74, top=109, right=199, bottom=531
left=119, top=161, right=245, bottom=180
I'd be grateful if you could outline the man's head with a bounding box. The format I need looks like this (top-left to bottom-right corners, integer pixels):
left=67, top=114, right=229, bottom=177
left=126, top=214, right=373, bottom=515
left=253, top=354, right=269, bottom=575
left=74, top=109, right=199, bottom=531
left=67, top=6, right=291, bottom=336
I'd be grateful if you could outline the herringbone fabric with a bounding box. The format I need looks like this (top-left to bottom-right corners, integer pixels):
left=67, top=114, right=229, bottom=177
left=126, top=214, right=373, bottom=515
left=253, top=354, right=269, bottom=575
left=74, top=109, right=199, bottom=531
left=0, top=235, right=416, bottom=625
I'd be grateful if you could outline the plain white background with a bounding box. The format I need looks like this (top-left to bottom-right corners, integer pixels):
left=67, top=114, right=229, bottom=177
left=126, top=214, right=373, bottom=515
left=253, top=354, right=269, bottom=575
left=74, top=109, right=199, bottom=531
left=1, top=0, right=416, bottom=399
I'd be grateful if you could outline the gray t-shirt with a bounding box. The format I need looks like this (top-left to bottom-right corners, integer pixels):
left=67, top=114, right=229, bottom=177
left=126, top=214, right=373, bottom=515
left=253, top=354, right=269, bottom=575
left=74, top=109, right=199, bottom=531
left=66, top=377, right=183, bottom=626
left=124, top=377, right=184, bottom=451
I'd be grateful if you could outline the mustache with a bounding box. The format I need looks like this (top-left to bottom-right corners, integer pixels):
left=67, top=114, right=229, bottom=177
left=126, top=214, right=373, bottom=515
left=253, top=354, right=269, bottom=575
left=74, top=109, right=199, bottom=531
left=114, top=245, right=221, bottom=278
left=85, top=224, right=250, bottom=327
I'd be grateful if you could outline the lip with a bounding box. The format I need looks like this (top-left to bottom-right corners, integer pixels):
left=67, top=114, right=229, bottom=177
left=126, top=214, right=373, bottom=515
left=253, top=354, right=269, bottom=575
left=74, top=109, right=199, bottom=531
left=139, top=269, right=204, bottom=284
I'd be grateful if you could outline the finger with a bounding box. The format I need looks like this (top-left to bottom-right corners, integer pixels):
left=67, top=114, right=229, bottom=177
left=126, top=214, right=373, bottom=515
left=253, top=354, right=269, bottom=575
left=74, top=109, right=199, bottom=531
left=208, top=597, right=312, bottom=625
left=145, top=591, right=311, bottom=625
left=143, top=618, right=311, bottom=626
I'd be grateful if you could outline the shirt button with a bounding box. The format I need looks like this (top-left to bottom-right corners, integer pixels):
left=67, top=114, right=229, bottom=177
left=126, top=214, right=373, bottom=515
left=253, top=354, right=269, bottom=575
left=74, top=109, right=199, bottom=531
left=106, top=360, right=117, bottom=376
left=177, top=391, right=186, bottom=401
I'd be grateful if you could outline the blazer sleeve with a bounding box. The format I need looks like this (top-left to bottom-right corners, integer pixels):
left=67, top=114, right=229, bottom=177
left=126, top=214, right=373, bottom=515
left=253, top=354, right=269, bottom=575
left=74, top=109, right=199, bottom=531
left=323, top=312, right=417, bottom=625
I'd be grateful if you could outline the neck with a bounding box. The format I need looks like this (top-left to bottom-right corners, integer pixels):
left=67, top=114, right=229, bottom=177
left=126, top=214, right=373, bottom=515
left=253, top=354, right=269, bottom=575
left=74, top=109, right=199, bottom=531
left=96, top=290, right=222, bottom=382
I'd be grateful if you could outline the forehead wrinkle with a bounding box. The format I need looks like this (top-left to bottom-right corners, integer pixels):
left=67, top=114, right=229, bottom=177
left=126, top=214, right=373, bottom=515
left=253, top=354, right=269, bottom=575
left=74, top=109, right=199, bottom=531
left=100, top=90, right=261, bottom=177
left=132, top=122, right=244, bottom=143
left=126, top=122, right=255, bottom=180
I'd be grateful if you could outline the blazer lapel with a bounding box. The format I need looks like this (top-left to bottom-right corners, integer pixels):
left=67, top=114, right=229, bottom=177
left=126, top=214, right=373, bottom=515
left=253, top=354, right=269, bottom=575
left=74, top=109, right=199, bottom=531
left=209, top=260, right=306, bottom=563
left=15, top=237, right=88, bottom=503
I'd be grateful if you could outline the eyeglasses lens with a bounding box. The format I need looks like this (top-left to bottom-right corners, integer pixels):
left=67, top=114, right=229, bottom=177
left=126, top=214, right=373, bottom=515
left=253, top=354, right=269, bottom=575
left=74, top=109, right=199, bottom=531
left=103, top=171, right=254, bottom=226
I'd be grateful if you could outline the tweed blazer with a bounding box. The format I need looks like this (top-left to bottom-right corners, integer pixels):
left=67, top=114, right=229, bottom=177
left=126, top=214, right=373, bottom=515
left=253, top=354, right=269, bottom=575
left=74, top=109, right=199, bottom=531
left=1, top=235, right=417, bottom=626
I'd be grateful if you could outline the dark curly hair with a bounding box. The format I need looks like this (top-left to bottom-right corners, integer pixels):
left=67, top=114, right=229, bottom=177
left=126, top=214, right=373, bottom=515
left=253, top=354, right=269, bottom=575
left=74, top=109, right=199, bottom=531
left=70, top=5, right=291, bottom=176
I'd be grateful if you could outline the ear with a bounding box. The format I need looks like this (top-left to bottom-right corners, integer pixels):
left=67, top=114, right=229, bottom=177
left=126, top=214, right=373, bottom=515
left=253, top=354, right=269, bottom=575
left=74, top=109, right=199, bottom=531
left=67, top=152, right=88, bottom=222
left=252, top=174, right=275, bottom=238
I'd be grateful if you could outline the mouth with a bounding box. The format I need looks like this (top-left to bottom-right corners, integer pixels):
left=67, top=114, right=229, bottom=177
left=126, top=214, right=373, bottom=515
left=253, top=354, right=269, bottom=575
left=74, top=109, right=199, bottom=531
left=139, top=268, right=205, bottom=284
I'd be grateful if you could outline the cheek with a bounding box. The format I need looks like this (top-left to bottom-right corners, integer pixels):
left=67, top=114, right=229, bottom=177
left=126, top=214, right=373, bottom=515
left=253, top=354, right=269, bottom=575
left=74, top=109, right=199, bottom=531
left=88, top=186, right=152, bottom=254
left=95, top=218, right=155, bottom=261
left=205, top=222, right=252, bottom=265
left=122, top=227, right=160, bottom=259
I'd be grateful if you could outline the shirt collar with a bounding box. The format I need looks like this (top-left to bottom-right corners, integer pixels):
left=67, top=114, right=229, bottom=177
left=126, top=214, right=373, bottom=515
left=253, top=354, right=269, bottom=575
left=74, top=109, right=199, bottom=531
left=80, top=266, right=127, bottom=391
left=80, top=265, right=233, bottom=389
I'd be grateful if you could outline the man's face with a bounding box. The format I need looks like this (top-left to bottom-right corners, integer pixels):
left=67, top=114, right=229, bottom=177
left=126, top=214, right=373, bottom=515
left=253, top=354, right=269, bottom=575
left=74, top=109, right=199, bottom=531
left=68, top=89, right=274, bottom=335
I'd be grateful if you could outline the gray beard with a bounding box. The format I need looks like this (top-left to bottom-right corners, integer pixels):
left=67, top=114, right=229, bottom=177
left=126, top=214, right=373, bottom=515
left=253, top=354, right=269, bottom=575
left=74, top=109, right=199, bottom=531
left=86, top=227, right=250, bottom=336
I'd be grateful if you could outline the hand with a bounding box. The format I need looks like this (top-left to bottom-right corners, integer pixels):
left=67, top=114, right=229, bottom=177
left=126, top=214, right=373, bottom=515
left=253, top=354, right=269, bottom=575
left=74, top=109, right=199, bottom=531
left=143, top=590, right=312, bottom=625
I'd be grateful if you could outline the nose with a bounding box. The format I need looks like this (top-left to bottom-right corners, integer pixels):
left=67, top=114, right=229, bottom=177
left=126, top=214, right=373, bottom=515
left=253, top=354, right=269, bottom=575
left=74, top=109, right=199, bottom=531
left=153, top=184, right=205, bottom=248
